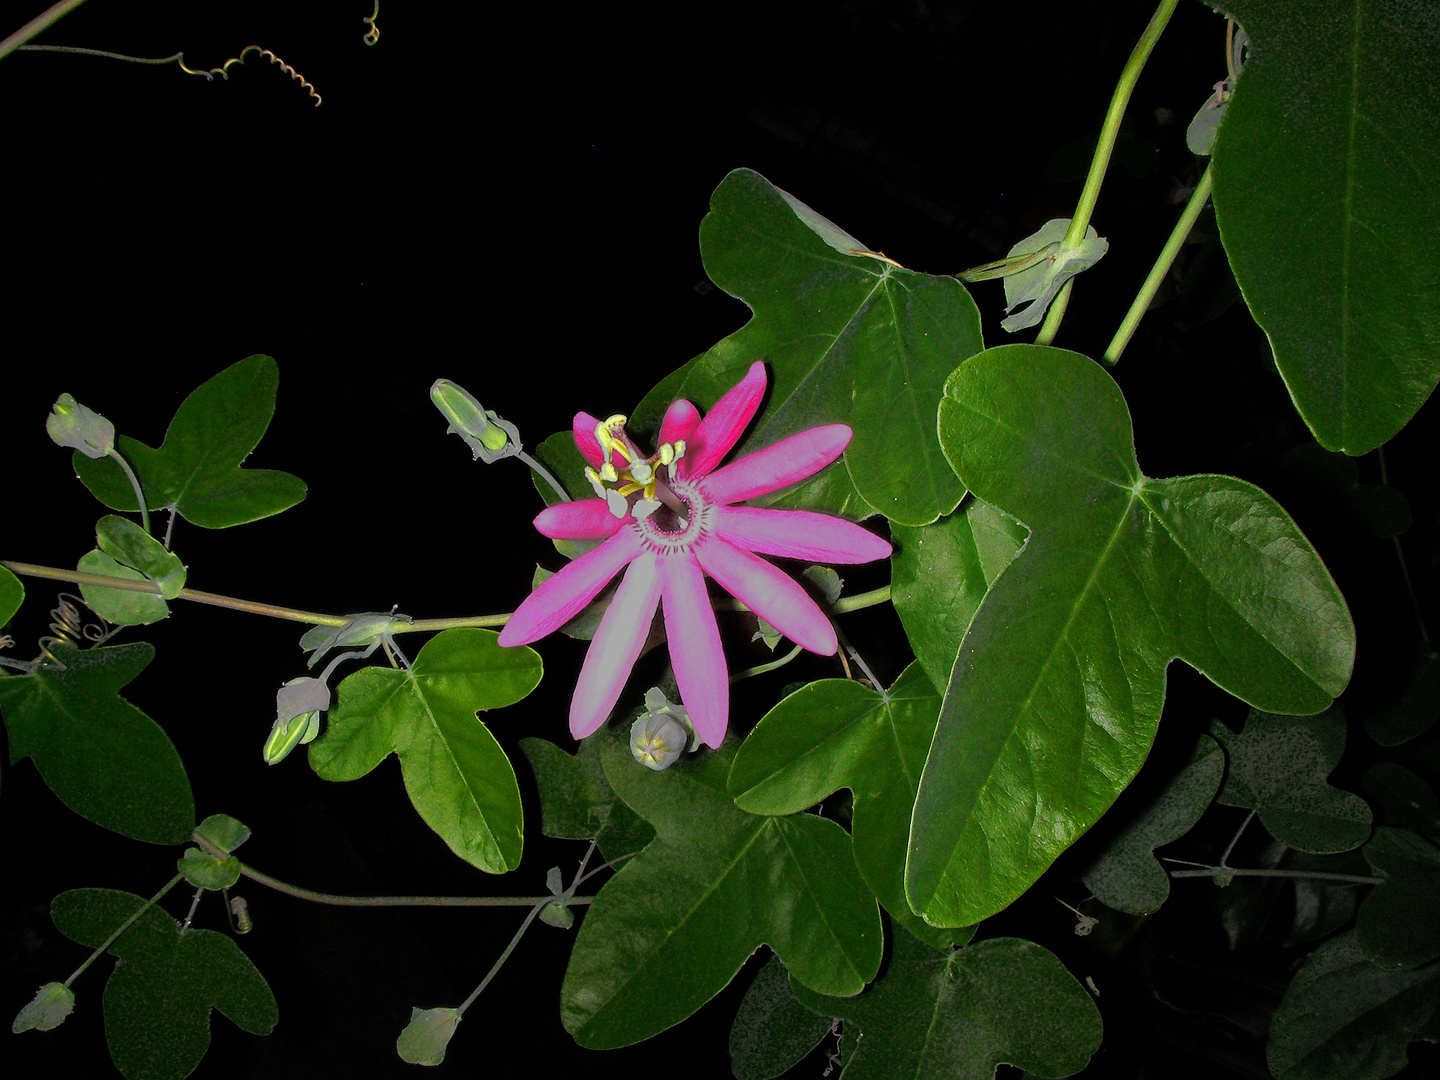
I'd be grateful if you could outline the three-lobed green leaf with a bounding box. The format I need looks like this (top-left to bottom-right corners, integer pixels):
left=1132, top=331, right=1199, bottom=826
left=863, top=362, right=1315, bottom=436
left=560, top=729, right=882, bottom=1049
left=73, top=355, right=306, bottom=528
left=0, top=642, right=194, bottom=844
left=1211, top=708, right=1372, bottom=853
left=729, top=662, right=967, bottom=949
left=908, top=345, right=1355, bottom=927
left=1209, top=0, right=1440, bottom=453
left=631, top=168, right=983, bottom=526
left=1081, top=735, right=1225, bottom=915
left=51, top=888, right=277, bottom=1080
left=788, top=929, right=1102, bottom=1080
left=307, top=628, right=541, bottom=873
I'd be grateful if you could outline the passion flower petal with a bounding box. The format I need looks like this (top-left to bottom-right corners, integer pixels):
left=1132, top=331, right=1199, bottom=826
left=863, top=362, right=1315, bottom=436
left=534, top=500, right=628, bottom=541
left=572, top=411, right=606, bottom=469
left=680, top=361, right=767, bottom=480
left=695, top=537, right=837, bottom=655
left=712, top=506, right=892, bottom=563
left=659, top=398, right=702, bottom=449
left=660, top=553, right=729, bottom=748
left=497, top=528, right=644, bottom=646
left=570, top=553, right=663, bottom=739
left=702, top=424, right=852, bottom=505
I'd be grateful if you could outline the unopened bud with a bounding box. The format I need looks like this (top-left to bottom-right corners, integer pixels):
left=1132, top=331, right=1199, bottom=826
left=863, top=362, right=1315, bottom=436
left=46, top=393, right=115, bottom=459
left=629, top=688, right=698, bottom=770
left=430, top=379, right=521, bottom=463
left=264, top=677, right=331, bottom=764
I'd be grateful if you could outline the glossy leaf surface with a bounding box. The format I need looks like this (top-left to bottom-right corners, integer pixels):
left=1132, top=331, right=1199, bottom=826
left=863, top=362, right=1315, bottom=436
left=1212, top=709, right=1372, bottom=853
left=0, top=642, right=193, bottom=843
left=891, top=498, right=1027, bottom=695
left=729, top=663, right=966, bottom=949
left=77, top=549, right=169, bottom=626
left=560, top=731, right=881, bottom=1049
left=51, top=888, right=277, bottom=1080
left=789, top=930, right=1102, bottom=1080
left=1209, top=0, right=1440, bottom=453
left=73, top=355, right=306, bottom=528
left=631, top=168, right=983, bottom=526
left=307, top=628, right=540, bottom=873
left=1268, top=931, right=1440, bottom=1080
left=909, top=345, right=1355, bottom=927
left=0, top=563, right=23, bottom=626
left=1081, top=735, right=1225, bottom=915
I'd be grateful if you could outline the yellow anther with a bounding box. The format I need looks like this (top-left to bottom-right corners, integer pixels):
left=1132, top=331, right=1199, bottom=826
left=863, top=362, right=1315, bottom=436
left=658, top=444, right=675, bottom=466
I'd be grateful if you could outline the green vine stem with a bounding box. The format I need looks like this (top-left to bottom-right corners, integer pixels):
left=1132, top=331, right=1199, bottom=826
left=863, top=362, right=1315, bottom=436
left=190, top=833, right=599, bottom=908
left=1104, top=164, right=1214, bottom=364
left=1035, top=0, right=1180, bottom=345
left=63, top=873, right=185, bottom=987
left=105, top=447, right=151, bottom=536
left=0, top=0, right=89, bottom=61
left=0, top=560, right=509, bottom=632
left=1168, top=866, right=1384, bottom=885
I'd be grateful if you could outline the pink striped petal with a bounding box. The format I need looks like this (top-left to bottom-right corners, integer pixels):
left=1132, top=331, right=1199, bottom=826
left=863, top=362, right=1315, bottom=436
left=703, top=425, right=852, bottom=505
left=695, top=538, right=837, bottom=655
left=572, top=411, right=605, bottom=469
left=496, top=528, right=643, bottom=647
left=660, top=554, right=728, bottom=748
left=713, top=506, right=892, bottom=563
left=681, top=361, right=768, bottom=479
left=534, top=499, right=626, bottom=541
left=570, top=553, right=662, bottom=739
left=659, top=398, right=701, bottom=449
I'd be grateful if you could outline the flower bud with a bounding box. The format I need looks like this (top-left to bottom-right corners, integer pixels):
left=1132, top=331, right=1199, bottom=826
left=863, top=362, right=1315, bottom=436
left=629, top=688, right=699, bottom=770
left=46, top=393, right=115, bottom=459
left=263, top=710, right=321, bottom=765
left=430, top=379, right=522, bottom=463
left=264, top=677, right=331, bottom=764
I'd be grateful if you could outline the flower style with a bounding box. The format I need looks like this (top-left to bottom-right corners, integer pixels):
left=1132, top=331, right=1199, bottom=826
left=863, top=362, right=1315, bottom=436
left=496, top=361, right=892, bottom=748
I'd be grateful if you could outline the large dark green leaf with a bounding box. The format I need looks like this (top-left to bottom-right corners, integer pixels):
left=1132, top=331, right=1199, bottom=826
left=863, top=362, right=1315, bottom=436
left=0, top=563, right=23, bottom=626
left=307, top=628, right=541, bottom=873
left=51, top=888, right=277, bottom=1080
left=73, top=355, right=306, bottom=528
left=631, top=168, right=983, bottom=526
left=908, top=345, right=1355, bottom=927
left=789, top=930, right=1102, bottom=1080
left=729, top=663, right=967, bottom=949
left=560, top=731, right=882, bottom=1049
left=0, top=642, right=193, bottom=844
left=1212, top=709, right=1372, bottom=853
left=1209, top=0, right=1440, bottom=453
left=1268, top=931, right=1440, bottom=1080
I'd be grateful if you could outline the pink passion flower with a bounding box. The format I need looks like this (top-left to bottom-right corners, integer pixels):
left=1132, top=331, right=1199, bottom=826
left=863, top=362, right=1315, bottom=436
left=495, top=361, right=892, bottom=749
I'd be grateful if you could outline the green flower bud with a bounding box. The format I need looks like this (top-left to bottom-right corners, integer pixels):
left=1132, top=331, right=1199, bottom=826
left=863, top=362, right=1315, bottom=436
left=264, top=677, right=330, bottom=764
left=263, top=710, right=321, bottom=765
left=46, top=393, right=115, bottom=459
left=430, top=379, right=522, bottom=463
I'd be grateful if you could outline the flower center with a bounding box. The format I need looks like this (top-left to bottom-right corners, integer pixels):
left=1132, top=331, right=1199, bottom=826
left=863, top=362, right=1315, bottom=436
left=584, top=414, right=691, bottom=526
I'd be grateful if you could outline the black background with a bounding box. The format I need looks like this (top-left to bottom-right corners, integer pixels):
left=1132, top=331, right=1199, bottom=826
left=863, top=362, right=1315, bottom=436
left=4, top=1, right=1439, bottom=1078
